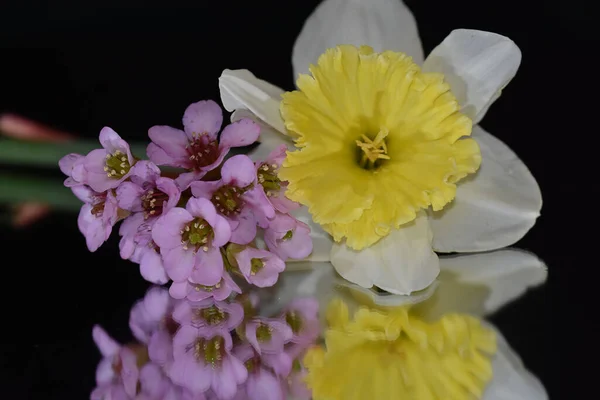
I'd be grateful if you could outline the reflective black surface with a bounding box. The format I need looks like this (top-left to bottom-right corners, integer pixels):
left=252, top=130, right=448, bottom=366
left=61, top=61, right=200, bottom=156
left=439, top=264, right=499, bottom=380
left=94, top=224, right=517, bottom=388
left=1, top=1, right=594, bottom=398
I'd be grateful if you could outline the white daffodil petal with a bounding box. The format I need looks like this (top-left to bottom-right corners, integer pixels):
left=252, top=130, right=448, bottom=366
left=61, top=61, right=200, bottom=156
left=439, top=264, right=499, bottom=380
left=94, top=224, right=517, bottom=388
left=422, top=29, right=521, bottom=124
left=292, top=0, right=424, bottom=79
left=337, top=279, right=439, bottom=309
left=218, top=69, right=287, bottom=134
left=290, top=206, right=334, bottom=262
left=484, top=324, right=548, bottom=400
left=414, top=249, right=547, bottom=320
left=430, top=126, right=542, bottom=253
left=231, top=109, right=293, bottom=162
left=330, top=214, right=439, bottom=295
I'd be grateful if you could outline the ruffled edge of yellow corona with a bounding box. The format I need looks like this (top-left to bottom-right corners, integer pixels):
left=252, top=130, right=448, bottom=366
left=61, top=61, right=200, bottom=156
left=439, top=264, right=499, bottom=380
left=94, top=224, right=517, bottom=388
left=304, top=299, right=497, bottom=400
left=279, top=45, right=481, bottom=250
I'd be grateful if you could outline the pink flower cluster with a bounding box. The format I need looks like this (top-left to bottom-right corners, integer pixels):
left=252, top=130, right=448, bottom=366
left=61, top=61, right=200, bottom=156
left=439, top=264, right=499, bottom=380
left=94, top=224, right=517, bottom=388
left=92, top=286, right=319, bottom=400
left=59, top=100, right=313, bottom=291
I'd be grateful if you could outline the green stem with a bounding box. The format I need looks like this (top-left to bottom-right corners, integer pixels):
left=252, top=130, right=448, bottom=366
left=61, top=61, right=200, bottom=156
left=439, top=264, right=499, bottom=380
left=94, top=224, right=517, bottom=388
left=0, top=173, right=82, bottom=211
left=0, top=138, right=148, bottom=167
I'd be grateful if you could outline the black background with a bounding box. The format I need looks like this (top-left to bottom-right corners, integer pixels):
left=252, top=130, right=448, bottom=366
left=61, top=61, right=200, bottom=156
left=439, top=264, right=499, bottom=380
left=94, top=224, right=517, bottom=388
left=0, top=0, right=595, bottom=398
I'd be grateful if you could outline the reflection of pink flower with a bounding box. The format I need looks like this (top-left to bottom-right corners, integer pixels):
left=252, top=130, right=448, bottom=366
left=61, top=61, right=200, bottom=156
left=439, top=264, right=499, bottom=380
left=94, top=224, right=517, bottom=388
left=170, top=272, right=242, bottom=302
left=75, top=186, right=119, bottom=252
left=234, top=344, right=285, bottom=400
left=152, top=198, right=231, bottom=285
left=191, top=155, right=275, bottom=245
left=245, top=317, right=293, bottom=355
left=264, top=212, right=312, bottom=261
left=83, top=127, right=136, bottom=193
left=170, top=326, right=247, bottom=399
left=91, top=325, right=140, bottom=399
left=235, top=247, right=285, bottom=288
left=255, top=144, right=298, bottom=213
left=172, top=298, right=244, bottom=335
left=147, top=100, right=260, bottom=189
left=282, top=298, right=320, bottom=345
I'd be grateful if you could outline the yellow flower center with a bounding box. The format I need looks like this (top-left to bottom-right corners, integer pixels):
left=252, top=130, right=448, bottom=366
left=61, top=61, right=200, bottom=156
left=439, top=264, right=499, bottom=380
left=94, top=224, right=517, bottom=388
left=304, top=299, right=496, bottom=400
left=279, top=45, right=481, bottom=250
left=355, top=128, right=390, bottom=170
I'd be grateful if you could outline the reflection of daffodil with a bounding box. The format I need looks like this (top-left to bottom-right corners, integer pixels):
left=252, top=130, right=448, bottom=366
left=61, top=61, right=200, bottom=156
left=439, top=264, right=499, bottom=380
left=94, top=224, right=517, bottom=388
left=218, top=0, right=542, bottom=295
left=270, top=251, right=547, bottom=400
left=305, top=299, right=496, bottom=400
left=279, top=45, right=481, bottom=250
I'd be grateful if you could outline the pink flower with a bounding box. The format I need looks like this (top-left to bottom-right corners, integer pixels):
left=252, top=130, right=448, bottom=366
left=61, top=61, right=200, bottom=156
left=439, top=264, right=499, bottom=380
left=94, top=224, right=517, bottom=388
left=91, top=325, right=141, bottom=399
left=152, top=198, right=231, bottom=285
left=118, top=213, right=168, bottom=285
left=129, top=287, right=174, bottom=343
left=137, top=362, right=181, bottom=400
left=116, top=161, right=180, bottom=219
left=75, top=186, right=119, bottom=252
left=281, top=298, right=320, bottom=345
left=169, top=272, right=242, bottom=302
left=235, top=248, right=285, bottom=288
left=59, top=153, right=87, bottom=187
left=282, top=344, right=312, bottom=400
left=245, top=317, right=293, bottom=355
left=233, top=344, right=285, bottom=400
left=191, top=155, right=275, bottom=245
left=146, top=100, right=260, bottom=189
left=170, top=326, right=247, bottom=399
left=172, top=298, right=244, bottom=334
left=264, top=212, right=312, bottom=261
left=255, top=144, right=298, bottom=213
left=83, top=127, right=136, bottom=193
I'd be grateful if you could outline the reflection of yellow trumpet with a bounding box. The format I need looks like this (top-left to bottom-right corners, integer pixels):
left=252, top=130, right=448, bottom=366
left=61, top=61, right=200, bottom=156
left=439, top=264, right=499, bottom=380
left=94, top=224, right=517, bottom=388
left=304, top=298, right=496, bottom=400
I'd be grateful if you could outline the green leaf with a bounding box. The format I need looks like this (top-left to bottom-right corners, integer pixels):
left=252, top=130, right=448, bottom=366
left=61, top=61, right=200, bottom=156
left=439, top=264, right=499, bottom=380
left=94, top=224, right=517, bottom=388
left=0, top=173, right=82, bottom=211
left=0, top=138, right=148, bottom=167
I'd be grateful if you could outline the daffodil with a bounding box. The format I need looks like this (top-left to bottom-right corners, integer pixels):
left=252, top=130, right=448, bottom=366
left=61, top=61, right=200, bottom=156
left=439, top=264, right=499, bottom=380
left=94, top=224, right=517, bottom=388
left=306, top=299, right=496, bottom=400
left=219, top=0, right=542, bottom=295
left=271, top=250, right=548, bottom=400
left=279, top=45, right=481, bottom=251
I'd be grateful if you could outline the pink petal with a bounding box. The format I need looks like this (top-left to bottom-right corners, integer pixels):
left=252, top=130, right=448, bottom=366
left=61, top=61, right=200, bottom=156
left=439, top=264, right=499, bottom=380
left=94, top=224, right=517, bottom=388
left=120, top=348, right=140, bottom=397
left=148, top=125, right=190, bottom=166
left=71, top=185, right=95, bottom=203
left=221, top=155, right=256, bottom=187
left=190, top=248, right=224, bottom=286
left=149, top=329, right=173, bottom=365
left=190, top=180, right=221, bottom=200
left=176, top=171, right=205, bottom=190
left=170, top=355, right=211, bottom=395
left=92, top=325, right=120, bottom=357
left=78, top=204, right=108, bottom=252
left=219, top=118, right=260, bottom=149
left=182, top=100, right=223, bottom=139
left=163, top=246, right=195, bottom=282
left=58, top=153, right=84, bottom=176
left=186, top=197, right=218, bottom=225
left=140, top=250, right=169, bottom=284
left=116, top=182, right=144, bottom=212
left=99, top=127, right=128, bottom=154
left=262, top=351, right=292, bottom=377
left=211, top=356, right=247, bottom=400
left=212, top=214, right=232, bottom=247
left=244, top=321, right=262, bottom=354
left=229, top=208, right=257, bottom=245
left=156, top=177, right=181, bottom=211
left=95, top=358, right=114, bottom=385
left=169, top=281, right=188, bottom=299
left=152, top=208, right=194, bottom=249
left=129, top=160, right=161, bottom=185
left=244, top=186, right=275, bottom=226
left=247, top=369, right=285, bottom=400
